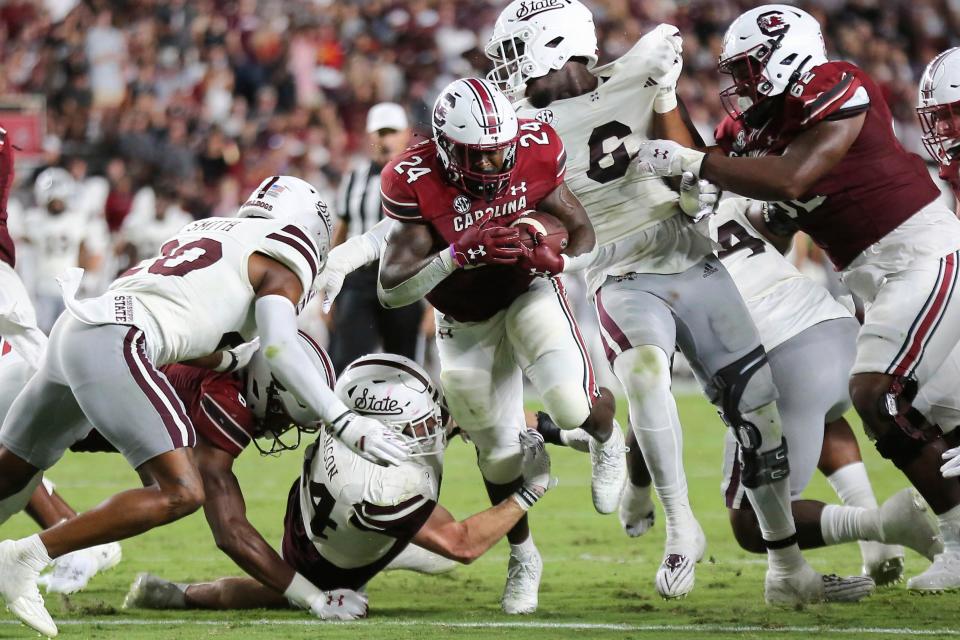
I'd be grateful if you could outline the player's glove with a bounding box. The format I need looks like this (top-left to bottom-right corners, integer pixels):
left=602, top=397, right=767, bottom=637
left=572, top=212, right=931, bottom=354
left=941, top=447, right=960, bottom=478
left=517, top=234, right=564, bottom=277
left=450, top=223, right=522, bottom=267
left=213, top=337, right=260, bottom=373
left=333, top=411, right=411, bottom=467
left=678, top=172, right=719, bottom=223
left=635, top=139, right=705, bottom=179
left=0, top=126, right=15, bottom=213
left=512, top=430, right=556, bottom=511
left=636, top=24, right=684, bottom=113
left=307, top=589, right=369, bottom=620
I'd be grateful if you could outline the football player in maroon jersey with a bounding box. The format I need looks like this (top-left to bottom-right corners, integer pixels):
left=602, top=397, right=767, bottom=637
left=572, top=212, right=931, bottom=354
left=377, top=77, right=625, bottom=614
left=636, top=4, right=960, bottom=592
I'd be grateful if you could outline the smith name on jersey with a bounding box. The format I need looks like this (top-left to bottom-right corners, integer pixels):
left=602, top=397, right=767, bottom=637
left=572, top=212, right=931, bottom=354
left=715, top=60, right=940, bottom=269
left=380, top=120, right=566, bottom=322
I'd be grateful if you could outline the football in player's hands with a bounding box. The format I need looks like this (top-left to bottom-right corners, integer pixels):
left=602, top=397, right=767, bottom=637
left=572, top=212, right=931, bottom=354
left=510, top=210, right=569, bottom=255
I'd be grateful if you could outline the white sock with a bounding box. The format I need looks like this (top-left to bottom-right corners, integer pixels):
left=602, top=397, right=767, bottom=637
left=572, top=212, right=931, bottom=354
left=614, top=347, right=692, bottom=535
left=623, top=481, right=654, bottom=515
left=510, top=536, right=537, bottom=558
left=827, top=462, right=879, bottom=509
left=937, top=503, right=960, bottom=554
left=767, top=543, right=805, bottom=576
left=20, top=534, right=52, bottom=572
left=558, top=427, right=591, bottom=453
left=820, top=504, right=883, bottom=544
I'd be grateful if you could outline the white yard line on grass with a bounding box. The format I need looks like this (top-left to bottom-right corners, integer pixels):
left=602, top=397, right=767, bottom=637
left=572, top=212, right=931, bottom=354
left=1, top=620, right=957, bottom=635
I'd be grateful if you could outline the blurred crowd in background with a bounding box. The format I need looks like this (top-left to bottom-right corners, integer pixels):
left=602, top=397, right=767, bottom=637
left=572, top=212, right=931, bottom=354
left=1, top=0, right=958, bottom=372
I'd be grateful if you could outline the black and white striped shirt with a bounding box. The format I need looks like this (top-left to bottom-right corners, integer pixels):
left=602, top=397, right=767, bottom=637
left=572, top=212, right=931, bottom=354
left=337, top=160, right=384, bottom=238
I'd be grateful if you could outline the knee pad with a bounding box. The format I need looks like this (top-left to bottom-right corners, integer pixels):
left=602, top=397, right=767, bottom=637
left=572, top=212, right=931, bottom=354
left=540, top=383, right=591, bottom=430
left=712, top=346, right=776, bottom=425
left=475, top=443, right=522, bottom=485
left=872, top=376, right=942, bottom=468
left=615, top=345, right=672, bottom=393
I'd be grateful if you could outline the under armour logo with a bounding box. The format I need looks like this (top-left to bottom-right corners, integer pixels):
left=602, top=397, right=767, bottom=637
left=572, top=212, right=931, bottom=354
left=510, top=181, right=527, bottom=195
left=468, top=245, right=486, bottom=260
left=589, top=92, right=600, bottom=102
left=437, top=328, right=453, bottom=339
left=653, top=149, right=669, bottom=159
left=327, top=594, right=345, bottom=607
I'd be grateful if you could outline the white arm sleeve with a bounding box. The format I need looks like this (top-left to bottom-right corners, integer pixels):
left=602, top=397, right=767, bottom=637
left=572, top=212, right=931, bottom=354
left=254, top=295, right=351, bottom=425
left=377, top=246, right=457, bottom=309
left=330, top=218, right=393, bottom=272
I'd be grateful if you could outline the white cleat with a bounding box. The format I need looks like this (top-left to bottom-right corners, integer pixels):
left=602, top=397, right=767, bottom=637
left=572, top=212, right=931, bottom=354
left=619, top=483, right=656, bottom=538
left=384, top=543, right=458, bottom=575
left=0, top=539, right=57, bottom=637
left=501, top=546, right=543, bottom=615
left=879, top=488, right=943, bottom=561
left=765, top=564, right=875, bottom=605
left=123, top=573, right=187, bottom=610
left=655, top=521, right=706, bottom=599
left=906, top=552, right=960, bottom=594
left=859, top=541, right=904, bottom=587
left=38, top=542, right=122, bottom=595
left=589, top=422, right=627, bottom=514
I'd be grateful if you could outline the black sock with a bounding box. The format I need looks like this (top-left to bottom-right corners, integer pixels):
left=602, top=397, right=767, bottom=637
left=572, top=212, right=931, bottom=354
left=536, top=411, right=565, bottom=447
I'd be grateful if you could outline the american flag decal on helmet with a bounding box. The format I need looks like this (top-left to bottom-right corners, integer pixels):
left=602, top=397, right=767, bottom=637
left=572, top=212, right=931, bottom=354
left=464, top=78, right=501, bottom=135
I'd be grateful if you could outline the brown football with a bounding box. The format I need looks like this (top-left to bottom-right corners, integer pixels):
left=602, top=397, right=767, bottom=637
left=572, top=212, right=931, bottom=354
left=510, top=210, right=569, bottom=255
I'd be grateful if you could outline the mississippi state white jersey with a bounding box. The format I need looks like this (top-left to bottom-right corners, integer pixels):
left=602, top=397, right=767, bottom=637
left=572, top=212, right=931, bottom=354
left=296, top=428, right=439, bottom=577
left=22, top=207, right=105, bottom=297
left=514, top=34, right=701, bottom=284
left=711, top=198, right=850, bottom=350
left=99, top=217, right=320, bottom=365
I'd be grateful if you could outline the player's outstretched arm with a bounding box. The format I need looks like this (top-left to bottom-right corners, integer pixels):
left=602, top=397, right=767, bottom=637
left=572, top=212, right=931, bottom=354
left=699, top=114, right=865, bottom=201
left=193, top=443, right=299, bottom=595
left=315, top=218, right=394, bottom=312
left=412, top=431, right=553, bottom=563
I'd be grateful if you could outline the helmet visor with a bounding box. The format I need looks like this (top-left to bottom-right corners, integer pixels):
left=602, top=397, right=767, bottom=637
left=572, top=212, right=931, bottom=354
left=918, top=100, right=960, bottom=166
left=718, top=44, right=776, bottom=119
left=440, top=135, right=518, bottom=201
left=486, top=28, right=538, bottom=99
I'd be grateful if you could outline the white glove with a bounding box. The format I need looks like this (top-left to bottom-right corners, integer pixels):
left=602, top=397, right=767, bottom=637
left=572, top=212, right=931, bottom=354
left=941, top=446, right=960, bottom=478
left=314, top=264, right=346, bottom=314
left=307, top=589, right=368, bottom=620
left=636, top=24, right=683, bottom=113
left=512, top=430, right=555, bottom=510
left=635, top=139, right=705, bottom=178
left=213, top=337, right=261, bottom=372
left=333, top=411, right=411, bottom=466
left=678, top=172, right=719, bottom=223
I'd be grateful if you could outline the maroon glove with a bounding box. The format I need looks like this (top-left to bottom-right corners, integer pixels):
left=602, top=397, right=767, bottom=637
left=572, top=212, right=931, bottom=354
left=451, top=224, right=522, bottom=267
left=518, top=233, right=564, bottom=277
left=0, top=126, right=14, bottom=214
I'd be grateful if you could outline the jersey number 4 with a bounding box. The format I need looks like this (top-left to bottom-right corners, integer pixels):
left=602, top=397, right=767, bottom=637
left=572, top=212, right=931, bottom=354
left=716, top=220, right=765, bottom=259
left=308, top=480, right=338, bottom=540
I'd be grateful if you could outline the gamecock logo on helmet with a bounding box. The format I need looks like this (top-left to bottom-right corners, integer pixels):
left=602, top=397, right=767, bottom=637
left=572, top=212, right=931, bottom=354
left=757, top=11, right=789, bottom=36
left=433, top=93, right=455, bottom=128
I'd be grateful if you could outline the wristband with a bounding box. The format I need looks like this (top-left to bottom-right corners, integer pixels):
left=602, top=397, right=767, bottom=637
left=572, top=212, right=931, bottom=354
left=213, top=350, right=239, bottom=373
left=511, top=486, right=542, bottom=511
left=284, top=572, right=323, bottom=609
left=653, top=87, right=678, bottom=114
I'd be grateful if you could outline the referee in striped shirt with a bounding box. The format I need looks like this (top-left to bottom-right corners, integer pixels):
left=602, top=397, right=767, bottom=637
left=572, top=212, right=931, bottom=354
left=328, top=103, right=425, bottom=373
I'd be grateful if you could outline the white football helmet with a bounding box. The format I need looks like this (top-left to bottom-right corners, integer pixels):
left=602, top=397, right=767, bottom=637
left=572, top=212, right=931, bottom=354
left=237, top=175, right=332, bottom=271
left=334, top=353, right=446, bottom=457
left=432, top=78, right=519, bottom=202
left=718, top=4, right=827, bottom=119
left=34, top=167, right=76, bottom=210
left=485, top=0, right=598, bottom=100
left=245, top=329, right=334, bottom=455
left=918, top=48, right=960, bottom=173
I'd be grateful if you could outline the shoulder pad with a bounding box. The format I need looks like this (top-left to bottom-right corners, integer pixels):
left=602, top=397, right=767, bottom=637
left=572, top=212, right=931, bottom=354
left=381, top=148, right=433, bottom=222
left=786, top=62, right=869, bottom=129
left=259, top=220, right=323, bottom=298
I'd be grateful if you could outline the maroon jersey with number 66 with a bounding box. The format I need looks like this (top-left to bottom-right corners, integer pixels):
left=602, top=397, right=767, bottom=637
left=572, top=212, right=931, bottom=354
left=715, top=61, right=940, bottom=269
left=380, top=120, right=567, bottom=321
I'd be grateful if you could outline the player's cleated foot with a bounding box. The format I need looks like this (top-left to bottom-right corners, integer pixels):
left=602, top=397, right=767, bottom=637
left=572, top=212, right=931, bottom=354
left=38, top=549, right=98, bottom=595
left=94, top=542, right=123, bottom=573
left=906, top=552, right=960, bottom=594
left=879, top=488, right=943, bottom=561
left=859, top=541, right=904, bottom=586
left=619, top=482, right=656, bottom=538
left=384, top=543, right=458, bottom=575
left=501, top=545, right=543, bottom=614
left=123, top=573, right=187, bottom=609
left=655, top=521, right=706, bottom=599
left=765, top=564, right=875, bottom=605
left=0, top=539, right=57, bottom=637
left=589, top=422, right=627, bottom=514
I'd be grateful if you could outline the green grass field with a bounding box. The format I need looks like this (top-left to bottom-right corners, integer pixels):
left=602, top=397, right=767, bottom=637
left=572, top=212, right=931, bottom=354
left=0, top=394, right=955, bottom=640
